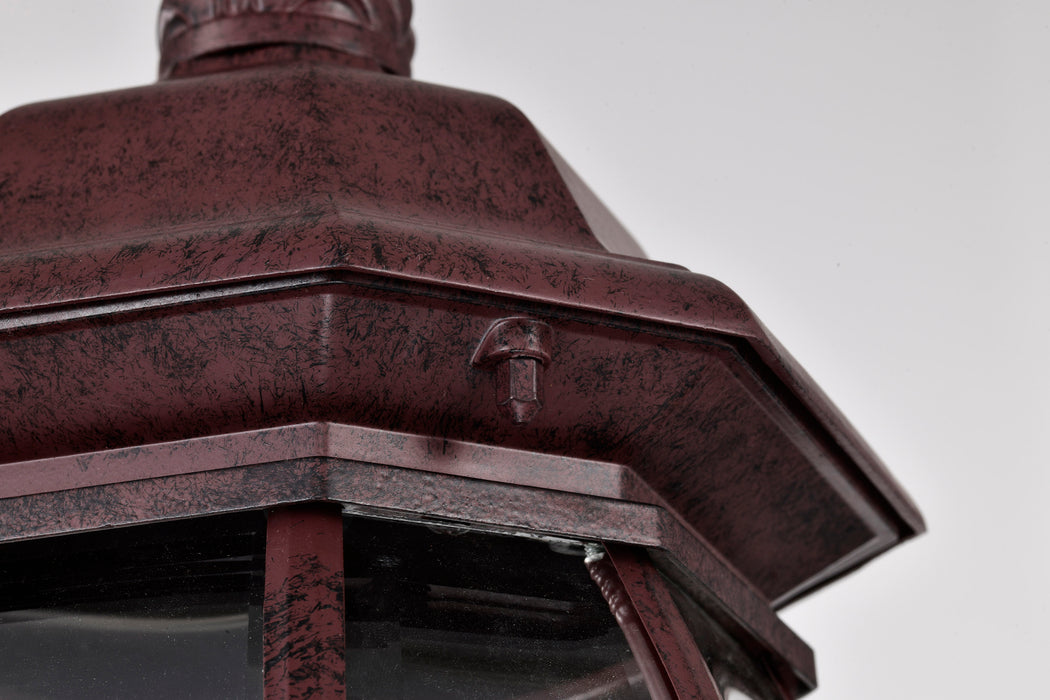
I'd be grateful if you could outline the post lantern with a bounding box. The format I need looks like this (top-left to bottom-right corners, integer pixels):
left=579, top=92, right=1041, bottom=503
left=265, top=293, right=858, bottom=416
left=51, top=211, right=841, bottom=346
left=0, top=2, right=923, bottom=698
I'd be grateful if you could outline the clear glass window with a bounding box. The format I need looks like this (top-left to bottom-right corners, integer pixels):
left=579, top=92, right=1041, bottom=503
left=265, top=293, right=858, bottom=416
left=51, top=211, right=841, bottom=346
left=343, top=517, right=652, bottom=699
left=0, top=512, right=265, bottom=699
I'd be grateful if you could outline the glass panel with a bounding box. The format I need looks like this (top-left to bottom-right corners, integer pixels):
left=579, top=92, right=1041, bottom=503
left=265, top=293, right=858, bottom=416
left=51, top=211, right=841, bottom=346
left=344, top=517, right=652, bottom=700
left=0, top=512, right=265, bottom=699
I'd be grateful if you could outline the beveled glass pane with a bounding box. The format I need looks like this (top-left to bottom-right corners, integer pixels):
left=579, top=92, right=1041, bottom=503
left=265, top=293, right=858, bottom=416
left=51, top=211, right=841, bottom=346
left=344, top=517, right=651, bottom=699
left=0, top=513, right=265, bottom=699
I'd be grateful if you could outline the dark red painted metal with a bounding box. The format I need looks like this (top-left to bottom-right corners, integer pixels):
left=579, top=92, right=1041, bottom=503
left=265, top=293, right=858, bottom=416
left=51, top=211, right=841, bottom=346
left=472, top=317, right=553, bottom=424
left=0, top=2, right=925, bottom=697
left=0, top=259, right=915, bottom=605
left=588, top=552, right=675, bottom=700
left=264, top=504, right=346, bottom=699
left=0, top=449, right=817, bottom=693
left=159, top=0, right=415, bottom=79
left=0, top=57, right=924, bottom=599
left=601, top=546, right=734, bottom=700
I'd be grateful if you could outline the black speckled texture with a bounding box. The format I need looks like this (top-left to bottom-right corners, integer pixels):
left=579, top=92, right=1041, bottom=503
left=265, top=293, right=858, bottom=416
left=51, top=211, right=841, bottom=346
left=264, top=505, right=346, bottom=699
left=0, top=456, right=815, bottom=691
left=0, top=46, right=921, bottom=651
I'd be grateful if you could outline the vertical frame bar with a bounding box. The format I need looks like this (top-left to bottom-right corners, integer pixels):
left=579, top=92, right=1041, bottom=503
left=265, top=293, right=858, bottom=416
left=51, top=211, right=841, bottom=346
left=590, top=544, right=724, bottom=700
left=587, top=549, right=676, bottom=700
left=264, top=504, right=346, bottom=699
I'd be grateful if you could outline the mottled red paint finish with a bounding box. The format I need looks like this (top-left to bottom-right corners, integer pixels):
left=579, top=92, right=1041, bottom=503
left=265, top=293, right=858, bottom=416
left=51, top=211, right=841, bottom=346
left=159, top=0, right=415, bottom=78
left=0, top=460, right=325, bottom=542
left=588, top=552, right=676, bottom=700
left=265, top=505, right=346, bottom=700
left=0, top=453, right=816, bottom=693
left=0, top=8, right=923, bottom=598
left=0, top=3, right=925, bottom=697
left=0, top=275, right=909, bottom=604
left=0, top=422, right=654, bottom=503
left=603, top=546, right=745, bottom=700
left=472, top=317, right=553, bottom=424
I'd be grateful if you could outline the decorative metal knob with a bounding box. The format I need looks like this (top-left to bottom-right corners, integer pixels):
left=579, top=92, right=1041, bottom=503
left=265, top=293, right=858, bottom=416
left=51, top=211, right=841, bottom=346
left=472, top=318, right=554, bottom=425
left=158, top=0, right=415, bottom=79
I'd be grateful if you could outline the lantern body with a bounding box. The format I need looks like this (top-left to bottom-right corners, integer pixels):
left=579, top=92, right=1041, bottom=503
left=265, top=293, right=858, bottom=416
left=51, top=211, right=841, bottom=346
left=0, top=3, right=922, bottom=697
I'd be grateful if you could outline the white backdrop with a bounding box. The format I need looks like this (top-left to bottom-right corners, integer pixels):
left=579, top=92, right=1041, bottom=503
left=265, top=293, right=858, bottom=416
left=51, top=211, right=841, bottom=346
left=2, top=2, right=1047, bottom=697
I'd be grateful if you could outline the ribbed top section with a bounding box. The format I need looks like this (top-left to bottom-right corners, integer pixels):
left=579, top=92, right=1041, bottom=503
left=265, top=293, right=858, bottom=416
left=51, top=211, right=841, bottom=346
left=158, top=0, right=414, bottom=79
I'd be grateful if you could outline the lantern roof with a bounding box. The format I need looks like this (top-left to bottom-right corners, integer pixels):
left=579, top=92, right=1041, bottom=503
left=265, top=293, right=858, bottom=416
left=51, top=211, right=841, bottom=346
left=1, top=41, right=927, bottom=700
left=0, top=58, right=922, bottom=609
left=0, top=7, right=927, bottom=693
